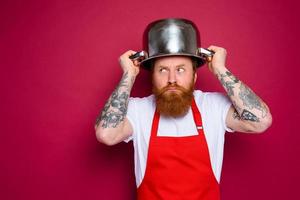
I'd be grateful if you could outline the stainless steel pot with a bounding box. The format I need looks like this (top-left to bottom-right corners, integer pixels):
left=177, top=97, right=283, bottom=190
left=137, top=18, right=210, bottom=69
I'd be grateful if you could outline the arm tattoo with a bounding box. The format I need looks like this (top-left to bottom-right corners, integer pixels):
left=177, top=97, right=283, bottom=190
left=95, top=72, right=132, bottom=128
left=238, top=84, right=268, bottom=118
left=218, top=71, right=239, bottom=96
left=241, top=109, right=259, bottom=122
left=233, top=109, right=259, bottom=122
left=233, top=110, right=241, bottom=120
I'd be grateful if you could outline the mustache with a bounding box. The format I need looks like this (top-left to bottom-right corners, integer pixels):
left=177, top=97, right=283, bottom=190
left=156, top=83, right=188, bottom=96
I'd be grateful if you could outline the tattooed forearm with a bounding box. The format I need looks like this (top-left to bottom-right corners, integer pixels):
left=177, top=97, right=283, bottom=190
left=216, top=68, right=269, bottom=124
left=95, top=72, right=133, bottom=128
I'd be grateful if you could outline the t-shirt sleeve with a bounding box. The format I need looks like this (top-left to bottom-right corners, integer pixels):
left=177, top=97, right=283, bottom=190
left=222, top=99, right=235, bottom=133
left=123, top=97, right=136, bottom=143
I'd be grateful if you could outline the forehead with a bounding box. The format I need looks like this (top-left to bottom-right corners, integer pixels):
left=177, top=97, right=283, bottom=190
left=153, top=56, right=193, bottom=68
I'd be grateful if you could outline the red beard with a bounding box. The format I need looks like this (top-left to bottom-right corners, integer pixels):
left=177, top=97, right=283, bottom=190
left=153, top=82, right=194, bottom=117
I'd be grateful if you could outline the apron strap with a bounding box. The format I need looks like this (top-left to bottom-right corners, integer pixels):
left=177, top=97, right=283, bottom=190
left=191, top=98, right=204, bottom=131
left=150, top=109, right=160, bottom=138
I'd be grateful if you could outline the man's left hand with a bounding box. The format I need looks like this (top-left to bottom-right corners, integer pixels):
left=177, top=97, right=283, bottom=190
left=206, top=45, right=227, bottom=74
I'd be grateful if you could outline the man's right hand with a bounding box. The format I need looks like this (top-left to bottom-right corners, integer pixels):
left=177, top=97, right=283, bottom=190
left=119, top=50, right=141, bottom=77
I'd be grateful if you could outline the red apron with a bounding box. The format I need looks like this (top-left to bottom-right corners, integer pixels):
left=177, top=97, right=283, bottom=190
left=137, top=99, right=220, bottom=200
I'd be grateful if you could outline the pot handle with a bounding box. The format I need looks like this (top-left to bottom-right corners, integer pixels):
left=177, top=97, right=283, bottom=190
left=198, top=48, right=215, bottom=60
left=129, top=51, right=148, bottom=61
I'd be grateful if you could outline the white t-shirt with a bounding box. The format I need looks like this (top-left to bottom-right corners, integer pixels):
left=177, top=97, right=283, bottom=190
left=124, top=90, right=233, bottom=187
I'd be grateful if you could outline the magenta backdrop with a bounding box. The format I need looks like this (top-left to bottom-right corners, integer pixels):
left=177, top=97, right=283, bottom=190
left=1, top=0, right=299, bottom=199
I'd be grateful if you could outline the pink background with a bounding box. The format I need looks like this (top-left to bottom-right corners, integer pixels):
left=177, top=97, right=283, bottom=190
left=1, top=0, right=299, bottom=199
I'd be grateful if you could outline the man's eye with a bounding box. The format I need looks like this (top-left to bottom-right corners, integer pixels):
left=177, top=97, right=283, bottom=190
left=177, top=68, right=185, bottom=73
left=159, top=68, right=167, bottom=72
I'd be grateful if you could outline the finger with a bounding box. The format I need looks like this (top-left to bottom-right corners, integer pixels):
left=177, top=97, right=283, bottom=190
left=133, top=60, right=138, bottom=66
left=133, top=59, right=142, bottom=66
left=206, top=56, right=213, bottom=62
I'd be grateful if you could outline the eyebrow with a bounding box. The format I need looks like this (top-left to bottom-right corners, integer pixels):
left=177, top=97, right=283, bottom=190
left=158, top=64, right=186, bottom=68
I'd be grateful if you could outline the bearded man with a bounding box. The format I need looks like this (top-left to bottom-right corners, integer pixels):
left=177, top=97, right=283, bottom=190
left=94, top=19, right=272, bottom=199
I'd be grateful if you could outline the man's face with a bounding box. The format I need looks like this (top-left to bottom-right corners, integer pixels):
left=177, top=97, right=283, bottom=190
left=152, top=56, right=197, bottom=92
left=152, top=56, right=197, bottom=117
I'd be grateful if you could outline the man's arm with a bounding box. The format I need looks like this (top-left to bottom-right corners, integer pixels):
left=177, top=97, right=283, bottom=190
left=207, top=46, right=272, bottom=133
left=95, top=50, right=140, bottom=145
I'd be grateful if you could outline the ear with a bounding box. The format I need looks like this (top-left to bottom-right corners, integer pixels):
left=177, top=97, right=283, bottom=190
left=193, top=72, right=197, bottom=84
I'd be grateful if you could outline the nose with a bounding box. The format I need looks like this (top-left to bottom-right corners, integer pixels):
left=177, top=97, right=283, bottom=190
left=168, top=70, right=176, bottom=84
